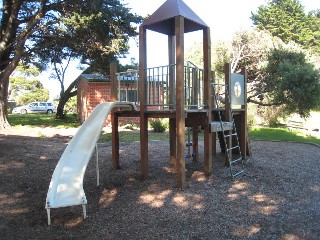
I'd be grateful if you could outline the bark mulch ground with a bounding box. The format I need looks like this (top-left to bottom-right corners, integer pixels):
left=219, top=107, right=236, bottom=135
left=0, top=128, right=319, bottom=239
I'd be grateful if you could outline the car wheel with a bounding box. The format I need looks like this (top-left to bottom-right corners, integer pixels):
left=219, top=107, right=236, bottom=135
left=46, top=109, right=53, bottom=114
left=20, top=109, right=27, bottom=114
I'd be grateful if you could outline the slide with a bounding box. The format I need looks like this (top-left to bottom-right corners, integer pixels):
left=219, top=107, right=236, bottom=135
left=45, top=102, right=136, bottom=225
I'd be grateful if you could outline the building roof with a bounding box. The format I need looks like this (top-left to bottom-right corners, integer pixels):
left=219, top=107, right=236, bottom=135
left=142, top=0, right=208, bottom=35
left=80, top=73, right=109, bottom=82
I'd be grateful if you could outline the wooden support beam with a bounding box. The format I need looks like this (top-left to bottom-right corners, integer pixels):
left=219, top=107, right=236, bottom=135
left=168, top=35, right=177, bottom=168
left=192, top=126, right=199, bottom=162
left=111, top=113, right=120, bottom=169
left=169, top=118, right=176, bottom=168
left=175, top=16, right=185, bottom=189
left=240, top=68, right=247, bottom=159
left=110, top=62, right=117, bottom=102
left=168, top=35, right=175, bottom=107
left=211, top=71, right=217, bottom=156
left=203, top=27, right=212, bottom=176
left=139, top=26, right=148, bottom=179
left=224, top=63, right=232, bottom=166
left=111, top=62, right=119, bottom=169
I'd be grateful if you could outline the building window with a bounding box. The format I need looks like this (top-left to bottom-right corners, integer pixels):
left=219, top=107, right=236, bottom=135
left=120, top=89, right=138, bottom=102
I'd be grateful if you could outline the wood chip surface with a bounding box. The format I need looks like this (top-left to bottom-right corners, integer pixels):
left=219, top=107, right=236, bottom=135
left=0, top=128, right=319, bottom=239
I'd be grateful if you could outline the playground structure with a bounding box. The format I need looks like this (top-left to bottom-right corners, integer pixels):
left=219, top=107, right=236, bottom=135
left=111, top=0, right=248, bottom=188
left=45, top=0, right=248, bottom=225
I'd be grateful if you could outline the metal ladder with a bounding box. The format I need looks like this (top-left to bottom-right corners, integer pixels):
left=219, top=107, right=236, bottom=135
left=212, top=83, right=245, bottom=179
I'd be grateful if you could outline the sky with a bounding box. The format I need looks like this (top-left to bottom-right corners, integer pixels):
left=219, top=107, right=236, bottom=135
left=41, top=0, right=320, bottom=99
left=121, top=0, right=320, bottom=67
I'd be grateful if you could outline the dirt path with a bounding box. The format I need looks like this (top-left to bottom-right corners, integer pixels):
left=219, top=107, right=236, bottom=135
left=0, top=128, right=319, bottom=239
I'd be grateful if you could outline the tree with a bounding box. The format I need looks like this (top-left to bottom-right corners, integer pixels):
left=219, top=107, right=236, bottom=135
left=0, top=0, right=62, bottom=129
left=10, top=77, right=49, bottom=105
left=262, top=48, right=320, bottom=118
left=49, top=57, right=79, bottom=118
left=9, top=64, right=49, bottom=105
left=186, top=29, right=320, bottom=118
left=33, top=0, right=142, bottom=119
left=186, top=29, right=283, bottom=100
left=0, top=0, right=142, bottom=128
left=251, top=0, right=320, bottom=54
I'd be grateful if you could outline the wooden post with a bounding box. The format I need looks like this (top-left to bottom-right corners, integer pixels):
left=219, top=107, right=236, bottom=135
left=110, top=62, right=120, bottom=169
left=224, top=63, right=232, bottom=166
left=240, top=68, right=247, bottom=159
left=110, top=62, right=117, bottom=102
left=203, top=27, right=212, bottom=176
left=169, top=118, right=176, bottom=167
left=111, top=114, right=120, bottom=169
left=175, top=16, right=185, bottom=189
left=211, top=71, right=217, bottom=156
left=139, top=26, right=149, bottom=179
left=168, top=35, right=175, bottom=106
left=191, top=67, right=199, bottom=162
left=192, top=126, right=199, bottom=162
left=168, top=35, right=176, bottom=168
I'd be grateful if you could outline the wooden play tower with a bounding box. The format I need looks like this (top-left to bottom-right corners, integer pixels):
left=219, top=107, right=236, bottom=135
left=111, top=0, right=248, bottom=188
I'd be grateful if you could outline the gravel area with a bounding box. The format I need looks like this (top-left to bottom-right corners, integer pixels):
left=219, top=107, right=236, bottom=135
left=0, top=128, right=319, bottom=239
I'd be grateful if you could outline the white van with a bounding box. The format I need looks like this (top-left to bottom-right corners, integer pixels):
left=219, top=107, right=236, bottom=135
left=12, top=102, right=56, bottom=114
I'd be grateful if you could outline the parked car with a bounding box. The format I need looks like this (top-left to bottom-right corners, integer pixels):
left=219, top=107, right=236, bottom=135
left=12, top=102, right=56, bottom=114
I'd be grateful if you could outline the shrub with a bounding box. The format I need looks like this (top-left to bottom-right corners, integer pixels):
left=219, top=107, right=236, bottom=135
left=120, top=120, right=139, bottom=130
left=150, top=119, right=167, bottom=133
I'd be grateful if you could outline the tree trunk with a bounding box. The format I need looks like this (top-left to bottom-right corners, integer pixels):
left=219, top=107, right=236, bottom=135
left=55, top=79, right=79, bottom=119
left=0, top=77, right=11, bottom=130
left=55, top=94, right=68, bottom=119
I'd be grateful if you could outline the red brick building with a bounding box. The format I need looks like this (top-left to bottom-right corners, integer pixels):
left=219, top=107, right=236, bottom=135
left=77, top=74, right=112, bottom=124
left=77, top=73, right=141, bottom=126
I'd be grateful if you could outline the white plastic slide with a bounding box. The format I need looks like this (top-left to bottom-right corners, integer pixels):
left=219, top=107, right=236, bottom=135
left=45, top=102, right=136, bottom=225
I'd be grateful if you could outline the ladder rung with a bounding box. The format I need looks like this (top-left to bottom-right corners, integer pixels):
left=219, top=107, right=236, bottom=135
left=224, top=133, right=237, bottom=138
left=231, top=157, right=243, bottom=164
left=226, top=145, right=240, bottom=151
left=232, top=170, right=245, bottom=178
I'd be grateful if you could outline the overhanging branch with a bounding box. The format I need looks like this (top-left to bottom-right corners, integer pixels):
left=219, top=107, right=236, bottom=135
left=247, top=98, right=282, bottom=106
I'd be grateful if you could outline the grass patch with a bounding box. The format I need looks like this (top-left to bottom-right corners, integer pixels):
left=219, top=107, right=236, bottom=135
left=100, top=127, right=320, bottom=145
left=7, top=113, right=319, bottom=145
left=249, top=126, right=320, bottom=145
left=8, top=113, right=79, bottom=128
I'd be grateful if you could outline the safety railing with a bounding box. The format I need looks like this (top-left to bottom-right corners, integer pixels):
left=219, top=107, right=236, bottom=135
left=115, top=63, right=206, bottom=110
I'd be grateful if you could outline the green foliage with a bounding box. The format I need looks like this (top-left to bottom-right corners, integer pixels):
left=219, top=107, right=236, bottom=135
left=185, top=43, right=204, bottom=67
left=7, top=101, right=17, bottom=114
left=257, top=105, right=287, bottom=127
left=34, top=0, right=143, bottom=75
left=187, top=28, right=319, bottom=119
left=9, top=75, right=49, bottom=105
left=251, top=0, right=320, bottom=53
left=18, top=88, right=49, bottom=106
left=63, top=96, right=77, bottom=114
left=16, top=64, right=41, bottom=76
left=31, top=0, right=142, bottom=119
left=0, top=0, right=143, bottom=129
left=150, top=119, right=167, bottom=133
left=264, top=48, right=320, bottom=117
